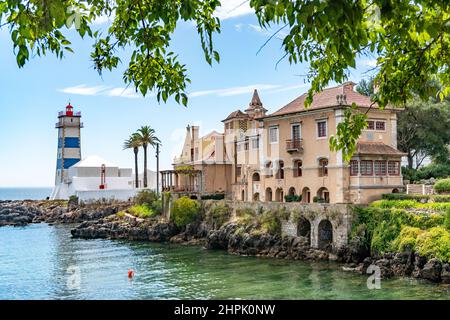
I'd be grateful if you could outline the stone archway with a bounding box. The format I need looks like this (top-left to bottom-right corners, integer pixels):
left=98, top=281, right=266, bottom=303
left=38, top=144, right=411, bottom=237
left=275, top=188, right=284, bottom=202
left=317, top=187, right=330, bottom=203
left=392, top=188, right=400, bottom=193
left=253, top=192, right=260, bottom=201
left=288, top=187, right=296, bottom=196
left=265, top=188, right=272, bottom=202
left=302, top=187, right=311, bottom=203
left=318, top=219, right=333, bottom=251
left=297, top=217, right=311, bottom=245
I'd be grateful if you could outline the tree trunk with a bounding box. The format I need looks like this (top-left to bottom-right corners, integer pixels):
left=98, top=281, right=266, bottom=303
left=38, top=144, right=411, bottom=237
left=143, top=144, right=148, bottom=188
left=134, top=148, right=139, bottom=188
left=407, top=153, right=414, bottom=169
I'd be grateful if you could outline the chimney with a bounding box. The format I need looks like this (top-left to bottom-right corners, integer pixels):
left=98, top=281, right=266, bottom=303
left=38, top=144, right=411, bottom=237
left=342, top=81, right=355, bottom=91
left=191, top=126, right=200, bottom=141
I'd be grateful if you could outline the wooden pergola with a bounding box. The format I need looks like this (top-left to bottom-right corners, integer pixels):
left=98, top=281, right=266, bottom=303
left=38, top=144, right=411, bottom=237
left=160, top=169, right=203, bottom=193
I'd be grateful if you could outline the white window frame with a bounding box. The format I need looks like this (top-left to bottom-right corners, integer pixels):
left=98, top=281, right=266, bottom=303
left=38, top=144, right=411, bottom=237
left=269, top=126, right=279, bottom=144
left=291, top=123, right=302, bottom=140
left=251, top=137, right=259, bottom=149
left=365, top=119, right=387, bottom=132
left=316, top=119, right=328, bottom=139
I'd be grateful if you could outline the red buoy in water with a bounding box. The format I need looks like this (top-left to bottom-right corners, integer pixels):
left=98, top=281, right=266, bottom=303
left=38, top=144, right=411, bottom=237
left=128, top=269, right=135, bottom=279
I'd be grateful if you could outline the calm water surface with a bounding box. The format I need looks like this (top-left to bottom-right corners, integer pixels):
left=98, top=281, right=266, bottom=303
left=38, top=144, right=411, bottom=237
left=0, top=188, right=52, bottom=201
left=0, top=224, right=448, bottom=300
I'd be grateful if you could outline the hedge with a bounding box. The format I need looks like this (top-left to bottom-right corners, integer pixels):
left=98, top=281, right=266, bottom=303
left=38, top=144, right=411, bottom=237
left=381, top=193, right=450, bottom=203
left=434, top=178, right=450, bottom=194
left=200, top=193, right=225, bottom=200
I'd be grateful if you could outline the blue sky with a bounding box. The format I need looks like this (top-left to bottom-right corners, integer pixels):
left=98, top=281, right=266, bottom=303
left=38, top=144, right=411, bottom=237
left=0, top=1, right=376, bottom=187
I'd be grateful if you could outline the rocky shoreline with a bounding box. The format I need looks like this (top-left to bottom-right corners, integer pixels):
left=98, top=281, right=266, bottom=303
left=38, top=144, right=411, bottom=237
left=0, top=200, right=130, bottom=227
left=2, top=200, right=449, bottom=284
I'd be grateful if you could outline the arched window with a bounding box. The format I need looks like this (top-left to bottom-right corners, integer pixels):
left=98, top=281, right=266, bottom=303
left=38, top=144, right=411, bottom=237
left=252, top=172, right=260, bottom=182
left=288, top=187, right=296, bottom=196
left=265, top=188, right=273, bottom=202
left=317, top=187, right=330, bottom=203
left=293, top=160, right=302, bottom=177
left=318, top=158, right=328, bottom=177
left=275, top=188, right=284, bottom=202
left=302, top=187, right=311, bottom=203
left=253, top=193, right=260, bottom=201
left=241, top=190, right=245, bottom=201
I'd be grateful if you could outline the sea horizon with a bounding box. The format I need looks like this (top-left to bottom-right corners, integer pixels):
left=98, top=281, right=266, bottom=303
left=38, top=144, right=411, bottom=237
left=0, top=187, right=53, bottom=201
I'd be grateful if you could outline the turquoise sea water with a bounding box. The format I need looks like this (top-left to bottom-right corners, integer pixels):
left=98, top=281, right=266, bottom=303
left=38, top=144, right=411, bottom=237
left=0, top=187, right=52, bottom=201
left=0, top=224, right=448, bottom=300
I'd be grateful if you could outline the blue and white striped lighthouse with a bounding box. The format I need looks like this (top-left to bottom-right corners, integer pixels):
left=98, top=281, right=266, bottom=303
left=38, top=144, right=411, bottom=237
left=54, top=103, right=82, bottom=185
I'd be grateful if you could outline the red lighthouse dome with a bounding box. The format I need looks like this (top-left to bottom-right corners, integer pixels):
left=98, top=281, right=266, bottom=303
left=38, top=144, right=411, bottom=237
left=66, top=103, right=73, bottom=116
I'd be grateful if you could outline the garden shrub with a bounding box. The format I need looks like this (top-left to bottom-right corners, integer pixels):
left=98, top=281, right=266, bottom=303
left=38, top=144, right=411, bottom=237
left=116, top=211, right=125, bottom=218
left=171, top=196, right=200, bottom=228
left=284, top=194, right=301, bottom=202
left=433, top=195, right=450, bottom=203
left=259, top=210, right=282, bottom=235
left=128, top=204, right=156, bottom=218
left=352, top=204, right=449, bottom=259
left=392, top=227, right=423, bottom=252
left=205, top=203, right=232, bottom=228
left=445, top=208, right=450, bottom=231
left=201, top=193, right=225, bottom=200
left=135, top=189, right=158, bottom=205
left=371, top=200, right=450, bottom=213
left=150, top=199, right=163, bottom=215
left=415, top=227, right=450, bottom=262
left=381, top=193, right=430, bottom=201
left=434, top=178, right=450, bottom=194
left=236, top=208, right=257, bottom=228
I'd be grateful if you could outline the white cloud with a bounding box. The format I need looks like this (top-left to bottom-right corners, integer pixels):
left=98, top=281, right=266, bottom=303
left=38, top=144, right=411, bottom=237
left=215, top=0, right=253, bottom=20
left=362, top=58, right=378, bottom=68
left=248, top=23, right=289, bottom=39
left=189, top=84, right=281, bottom=98
left=58, top=84, right=108, bottom=96
left=106, top=87, right=140, bottom=99
left=234, top=23, right=244, bottom=32
left=189, top=83, right=308, bottom=99
left=59, top=84, right=143, bottom=99
left=91, top=13, right=115, bottom=25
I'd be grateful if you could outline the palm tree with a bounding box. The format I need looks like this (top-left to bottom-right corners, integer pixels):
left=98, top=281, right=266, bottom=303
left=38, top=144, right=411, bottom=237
left=135, top=126, right=161, bottom=188
left=123, top=134, right=142, bottom=188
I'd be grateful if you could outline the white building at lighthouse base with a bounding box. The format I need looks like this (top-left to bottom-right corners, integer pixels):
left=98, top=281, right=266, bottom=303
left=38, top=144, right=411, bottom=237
left=51, top=155, right=137, bottom=202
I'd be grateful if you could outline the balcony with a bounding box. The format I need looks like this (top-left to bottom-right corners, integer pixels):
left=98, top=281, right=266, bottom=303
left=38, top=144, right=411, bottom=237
left=55, top=122, right=84, bottom=128
left=286, top=139, right=303, bottom=153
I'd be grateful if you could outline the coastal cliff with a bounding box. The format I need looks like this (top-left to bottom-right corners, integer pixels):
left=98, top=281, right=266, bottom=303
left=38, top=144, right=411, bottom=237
left=0, top=200, right=130, bottom=227
left=2, top=198, right=449, bottom=284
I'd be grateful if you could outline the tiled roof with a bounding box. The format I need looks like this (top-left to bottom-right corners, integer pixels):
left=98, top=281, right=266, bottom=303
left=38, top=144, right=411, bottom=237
left=355, top=142, right=407, bottom=156
left=222, top=109, right=249, bottom=122
left=268, top=82, right=376, bottom=117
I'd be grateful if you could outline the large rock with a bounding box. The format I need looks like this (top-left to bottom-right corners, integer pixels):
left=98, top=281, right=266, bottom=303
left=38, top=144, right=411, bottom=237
left=440, top=263, right=450, bottom=284
left=421, top=258, right=442, bottom=282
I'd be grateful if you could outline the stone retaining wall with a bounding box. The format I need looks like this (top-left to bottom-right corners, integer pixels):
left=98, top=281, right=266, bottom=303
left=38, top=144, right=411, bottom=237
left=225, top=200, right=352, bottom=250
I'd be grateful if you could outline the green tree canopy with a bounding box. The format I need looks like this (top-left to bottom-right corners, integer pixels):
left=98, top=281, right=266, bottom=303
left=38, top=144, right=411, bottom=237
left=397, top=99, right=450, bottom=169
left=356, top=77, right=375, bottom=97
left=2, top=0, right=450, bottom=160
